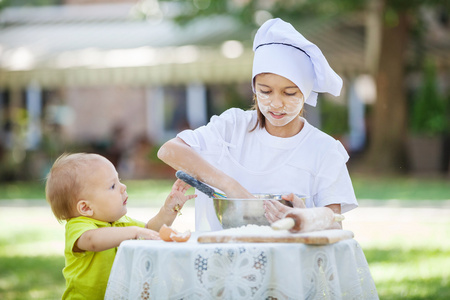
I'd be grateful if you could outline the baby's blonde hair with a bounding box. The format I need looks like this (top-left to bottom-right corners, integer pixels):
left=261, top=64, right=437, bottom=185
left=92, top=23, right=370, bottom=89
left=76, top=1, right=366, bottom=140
left=45, top=153, right=101, bottom=222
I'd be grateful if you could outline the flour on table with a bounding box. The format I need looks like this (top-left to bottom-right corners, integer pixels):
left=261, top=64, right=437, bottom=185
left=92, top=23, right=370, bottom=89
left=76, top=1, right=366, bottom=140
left=213, top=224, right=291, bottom=236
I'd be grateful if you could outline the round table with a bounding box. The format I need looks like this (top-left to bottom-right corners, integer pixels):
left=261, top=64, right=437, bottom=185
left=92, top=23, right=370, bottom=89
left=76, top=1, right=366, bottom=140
left=105, top=233, right=378, bottom=299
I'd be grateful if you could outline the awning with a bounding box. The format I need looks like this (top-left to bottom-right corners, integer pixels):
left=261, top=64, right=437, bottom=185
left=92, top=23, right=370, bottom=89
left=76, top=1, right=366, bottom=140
left=1, top=3, right=448, bottom=89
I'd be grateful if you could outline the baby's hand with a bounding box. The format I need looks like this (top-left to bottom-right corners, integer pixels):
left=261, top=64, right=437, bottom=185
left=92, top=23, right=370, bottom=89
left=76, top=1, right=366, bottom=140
left=164, top=179, right=197, bottom=215
left=135, top=227, right=161, bottom=240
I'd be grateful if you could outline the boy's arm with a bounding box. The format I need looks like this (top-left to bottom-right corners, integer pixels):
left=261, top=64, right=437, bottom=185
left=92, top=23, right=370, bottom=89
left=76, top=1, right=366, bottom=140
left=146, top=179, right=197, bottom=231
left=75, top=226, right=159, bottom=252
left=145, top=206, right=179, bottom=232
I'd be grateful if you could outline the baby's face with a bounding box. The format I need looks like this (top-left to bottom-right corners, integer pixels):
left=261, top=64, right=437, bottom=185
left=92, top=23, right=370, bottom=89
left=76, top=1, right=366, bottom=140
left=80, top=156, right=128, bottom=223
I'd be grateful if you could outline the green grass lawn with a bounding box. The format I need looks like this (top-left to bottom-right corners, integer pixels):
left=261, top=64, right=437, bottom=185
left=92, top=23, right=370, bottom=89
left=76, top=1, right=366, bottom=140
left=0, top=175, right=449, bottom=201
left=0, top=255, right=65, bottom=299
left=1, top=209, right=449, bottom=300
left=351, top=174, right=450, bottom=201
left=0, top=207, right=66, bottom=299
left=364, top=244, right=450, bottom=299
left=0, top=179, right=176, bottom=204
left=0, top=176, right=449, bottom=299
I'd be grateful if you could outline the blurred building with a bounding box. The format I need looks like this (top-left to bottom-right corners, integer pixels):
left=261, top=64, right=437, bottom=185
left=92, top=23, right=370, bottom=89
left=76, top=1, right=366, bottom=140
left=0, top=1, right=448, bottom=179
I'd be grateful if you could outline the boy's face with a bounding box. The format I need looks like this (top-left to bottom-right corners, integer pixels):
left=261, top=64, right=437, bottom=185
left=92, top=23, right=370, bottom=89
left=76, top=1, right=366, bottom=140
left=80, top=156, right=128, bottom=223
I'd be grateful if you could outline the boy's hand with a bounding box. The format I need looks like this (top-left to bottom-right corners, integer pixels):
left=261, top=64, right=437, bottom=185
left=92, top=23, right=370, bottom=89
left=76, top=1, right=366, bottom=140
left=146, top=179, right=197, bottom=231
left=164, top=179, right=197, bottom=215
left=135, top=227, right=161, bottom=240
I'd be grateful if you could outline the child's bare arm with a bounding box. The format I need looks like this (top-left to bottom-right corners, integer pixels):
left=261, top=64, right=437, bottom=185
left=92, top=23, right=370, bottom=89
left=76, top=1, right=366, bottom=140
left=265, top=201, right=343, bottom=230
left=146, top=179, right=197, bottom=231
left=325, top=203, right=343, bottom=229
left=75, top=226, right=160, bottom=252
left=158, top=137, right=254, bottom=199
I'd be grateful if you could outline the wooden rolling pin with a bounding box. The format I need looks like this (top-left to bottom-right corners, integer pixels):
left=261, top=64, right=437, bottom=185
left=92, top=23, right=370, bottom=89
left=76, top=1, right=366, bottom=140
left=271, top=207, right=345, bottom=233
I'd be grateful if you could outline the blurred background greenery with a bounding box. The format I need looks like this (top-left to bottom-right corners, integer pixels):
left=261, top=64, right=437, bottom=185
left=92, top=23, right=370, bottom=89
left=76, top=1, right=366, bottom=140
left=1, top=0, right=449, bottom=299
left=0, top=175, right=449, bottom=202
left=0, top=0, right=449, bottom=181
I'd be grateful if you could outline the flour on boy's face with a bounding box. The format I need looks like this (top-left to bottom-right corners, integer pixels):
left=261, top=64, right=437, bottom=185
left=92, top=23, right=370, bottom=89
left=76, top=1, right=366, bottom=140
left=80, top=156, right=128, bottom=223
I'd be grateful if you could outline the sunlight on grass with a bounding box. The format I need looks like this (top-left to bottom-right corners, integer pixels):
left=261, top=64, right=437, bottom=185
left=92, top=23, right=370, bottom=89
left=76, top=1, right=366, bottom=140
left=359, top=226, right=450, bottom=251
left=365, top=247, right=450, bottom=299
left=0, top=241, right=64, bottom=257
left=0, top=207, right=64, bottom=257
left=357, top=218, right=450, bottom=300
left=0, top=256, right=65, bottom=300
left=0, top=207, right=66, bottom=299
left=352, top=175, right=450, bottom=200
left=1, top=178, right=449, bottom=299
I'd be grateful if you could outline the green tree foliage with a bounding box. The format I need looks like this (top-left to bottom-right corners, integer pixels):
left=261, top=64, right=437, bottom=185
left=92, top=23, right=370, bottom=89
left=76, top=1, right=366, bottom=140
left=161, top=0, right=365, bottom=25
left=410, top=61, right=447, bottom=136
left=0, top=0, right=61, bottom=9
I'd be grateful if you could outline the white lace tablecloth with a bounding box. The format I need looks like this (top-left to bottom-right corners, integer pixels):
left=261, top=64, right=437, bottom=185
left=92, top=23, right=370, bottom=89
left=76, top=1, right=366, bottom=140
left=105, top=234, right=378, bottom=300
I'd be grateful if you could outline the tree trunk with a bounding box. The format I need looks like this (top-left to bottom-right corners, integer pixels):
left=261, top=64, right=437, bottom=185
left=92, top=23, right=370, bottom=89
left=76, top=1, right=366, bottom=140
left=365, top=0, right=384, bottom=74
left=366, top=9, right=410, bottom=173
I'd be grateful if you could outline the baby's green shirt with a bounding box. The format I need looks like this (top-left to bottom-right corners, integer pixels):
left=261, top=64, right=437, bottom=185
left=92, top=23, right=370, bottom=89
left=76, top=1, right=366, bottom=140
left=62, top=216, right=145, bottom=300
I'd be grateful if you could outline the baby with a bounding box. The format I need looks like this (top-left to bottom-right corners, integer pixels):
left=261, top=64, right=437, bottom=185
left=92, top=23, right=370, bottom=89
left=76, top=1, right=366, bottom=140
left=45, top=153, right=196, bottom=300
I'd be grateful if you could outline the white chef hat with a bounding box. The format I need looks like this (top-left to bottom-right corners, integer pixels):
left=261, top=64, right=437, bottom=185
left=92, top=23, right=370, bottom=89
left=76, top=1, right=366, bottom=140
left=252, top=18, right=343, bottom=107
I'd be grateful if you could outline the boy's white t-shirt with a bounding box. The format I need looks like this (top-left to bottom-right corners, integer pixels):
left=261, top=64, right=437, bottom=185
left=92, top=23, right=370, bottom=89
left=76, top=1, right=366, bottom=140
left=178, top=108, right=358, bottom=231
